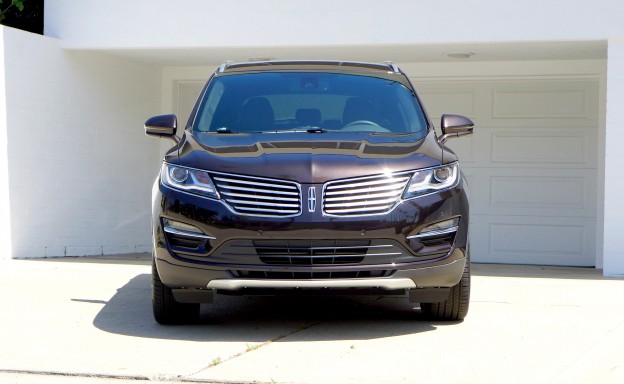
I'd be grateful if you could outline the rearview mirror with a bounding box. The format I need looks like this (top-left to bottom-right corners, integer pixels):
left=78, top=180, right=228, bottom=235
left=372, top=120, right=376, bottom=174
left=145, top=114, right=177, bottom=138
left=439, top=114, right=474, bottom=143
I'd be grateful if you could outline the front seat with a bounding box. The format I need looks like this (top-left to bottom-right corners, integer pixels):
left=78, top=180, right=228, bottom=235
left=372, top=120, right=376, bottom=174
left=239, top=97, right=275, bottom=132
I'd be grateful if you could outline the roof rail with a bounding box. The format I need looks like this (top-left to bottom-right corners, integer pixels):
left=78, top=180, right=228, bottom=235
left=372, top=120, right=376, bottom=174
left=218, top=60, right=402, bottom=73
left=383, top=61, right=400, bottom=73
left=218, top=61, right=233, bottom=73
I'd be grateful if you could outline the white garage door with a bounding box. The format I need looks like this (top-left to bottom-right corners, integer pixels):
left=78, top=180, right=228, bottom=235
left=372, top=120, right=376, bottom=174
left=416, top=78, right=599, bottom=266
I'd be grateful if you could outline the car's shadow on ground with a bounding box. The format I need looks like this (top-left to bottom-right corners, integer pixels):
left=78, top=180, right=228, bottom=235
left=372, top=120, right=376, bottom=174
left=86, top=274, right=459, bottom=342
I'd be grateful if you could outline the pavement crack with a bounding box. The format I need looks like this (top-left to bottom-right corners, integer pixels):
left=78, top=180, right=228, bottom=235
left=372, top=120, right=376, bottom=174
left=0, top=368, right=151, bottom=381
left=184, top=320, right=321, bottom=378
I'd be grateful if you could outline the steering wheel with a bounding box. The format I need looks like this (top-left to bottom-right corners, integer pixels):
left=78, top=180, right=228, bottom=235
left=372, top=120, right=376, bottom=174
left=344, top=120, right=379, bottom=127
left=342, top=120, right=391, bottom=132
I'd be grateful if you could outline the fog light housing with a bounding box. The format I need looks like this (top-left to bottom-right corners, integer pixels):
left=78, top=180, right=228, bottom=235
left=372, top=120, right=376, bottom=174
left=161, top=218, right=215, bottom=255
left=406, top=218, right=460, bottom=256
left=408, top=218, right=460, bottom=239
left=162, top=218, right=206, bottom=235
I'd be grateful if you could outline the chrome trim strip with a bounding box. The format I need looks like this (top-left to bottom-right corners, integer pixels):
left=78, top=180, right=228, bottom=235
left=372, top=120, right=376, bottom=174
left=207, top=278, right=416, bottom=290
left=220, top=191, right=299, bottom=201
left=236, top=206, right=299, bottom=214
left=325, top=182, right=408, bottom=196
left=323, top=205, right=397, bottom=214
left=225, top=199, right=299, bottom=208
left=163, top=226, right=216, bottom=240
left=407, top=226, right=459, bottom=239
left=213, top=176, right=297, bottom=190
left=219, top=185, right=299, bottom=196
left=325, top=197, right=400, bottom=208
left=324, top=190, right=403, bottom=202
left=325, top=176, right=410, bottom=190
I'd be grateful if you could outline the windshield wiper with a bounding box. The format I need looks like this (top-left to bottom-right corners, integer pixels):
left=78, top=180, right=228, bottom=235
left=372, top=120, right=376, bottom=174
left=216, top=127, right=234, bottom=134
left=306, top=127, right=326, bottom=133
left=250, top=127, right=329, bottom=134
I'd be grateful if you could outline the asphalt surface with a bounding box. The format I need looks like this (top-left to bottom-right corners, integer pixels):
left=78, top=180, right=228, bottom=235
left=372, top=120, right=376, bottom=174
left=1, top=254, right=623, bottom=384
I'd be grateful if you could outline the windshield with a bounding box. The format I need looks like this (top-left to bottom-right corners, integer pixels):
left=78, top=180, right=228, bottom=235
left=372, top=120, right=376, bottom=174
left=192, top=72, right=429, bottom=136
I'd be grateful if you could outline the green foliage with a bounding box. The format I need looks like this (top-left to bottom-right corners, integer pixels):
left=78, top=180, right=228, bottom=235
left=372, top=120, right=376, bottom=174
left=0, top=0, right=25, bottom=22
left=0, top=0, right=43, bottom=35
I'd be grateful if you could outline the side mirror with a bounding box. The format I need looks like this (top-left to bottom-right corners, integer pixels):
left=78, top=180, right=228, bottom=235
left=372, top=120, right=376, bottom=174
left=439, top=114, right=474, bottom=144
left=145, top=114, right=177, bottom=138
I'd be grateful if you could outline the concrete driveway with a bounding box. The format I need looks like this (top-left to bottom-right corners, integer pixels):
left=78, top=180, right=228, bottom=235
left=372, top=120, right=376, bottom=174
left=1, top=254, right=623, bottom=384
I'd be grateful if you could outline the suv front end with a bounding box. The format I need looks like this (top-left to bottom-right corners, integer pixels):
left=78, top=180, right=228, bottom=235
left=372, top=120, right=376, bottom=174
left=146, top=61, right=473, bottom=324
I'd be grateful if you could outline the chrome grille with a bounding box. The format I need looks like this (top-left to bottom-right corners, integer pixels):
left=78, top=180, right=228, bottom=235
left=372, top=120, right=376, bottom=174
left=212, top=173, right=301, bottom=217
left=323, top=173, right=411, bottom=216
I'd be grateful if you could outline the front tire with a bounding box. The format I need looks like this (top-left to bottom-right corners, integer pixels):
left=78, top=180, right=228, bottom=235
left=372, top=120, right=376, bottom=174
left=152, top=258, right=200, bottom=325
left=421, top=249, right=470, bottom=321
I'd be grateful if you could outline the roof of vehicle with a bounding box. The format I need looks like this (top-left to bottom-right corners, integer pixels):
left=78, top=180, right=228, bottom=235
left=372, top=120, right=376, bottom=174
left=215, top=60, right=413, bottom=88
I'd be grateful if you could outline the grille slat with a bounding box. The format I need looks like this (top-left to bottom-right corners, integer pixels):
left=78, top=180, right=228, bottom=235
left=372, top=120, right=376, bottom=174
left=225, top=199, right=300, bottom=208
left=323, top=173, right=411, bottom=216
left=213, top=176, right=297, bottom=190
left=323, top=205, right=396, bottom=214
left=324, top=182, right=409, bottom=196
left=212, top=173, right=301, bottom=217
left=325, top=176, right=410, bottom=190
left=324, top=189, right=403, bottom=202
left=220, top=191, right=299, bottom=202
left=217, top=184, right=300, bottom=196
left=236, top=206, right=300, bottom=214
left=325, top=197, right=401, bottom=208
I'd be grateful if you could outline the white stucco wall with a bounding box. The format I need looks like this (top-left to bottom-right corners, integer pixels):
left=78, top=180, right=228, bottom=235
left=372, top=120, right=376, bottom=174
left=604, top=40, right=624, bottom=276
left=2, top=27, right=162, bottom=258
left=0, top=28, right=13, bottom=260
left=44, top=0, right=624, bottom=49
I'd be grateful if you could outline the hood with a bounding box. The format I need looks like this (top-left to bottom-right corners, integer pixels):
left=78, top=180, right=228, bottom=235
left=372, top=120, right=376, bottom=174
left=166, top=130, right=452, bottom=183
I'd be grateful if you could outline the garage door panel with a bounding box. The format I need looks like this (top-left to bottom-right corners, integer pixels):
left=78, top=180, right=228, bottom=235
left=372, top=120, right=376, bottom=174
left=490, top=176, right=588, bottom=211
left=448, top=125, right=596, bottom=170
left=454, top=127, right=597, bottom=168
left=491, top=131, right=592, bottom=165
left=465, top=167, right=597, bottom=217
left=490, top=81, right=598, bottom=126
left=470, top=216, right=596, bottom=266
left=492, top=88, right=591, bottom=120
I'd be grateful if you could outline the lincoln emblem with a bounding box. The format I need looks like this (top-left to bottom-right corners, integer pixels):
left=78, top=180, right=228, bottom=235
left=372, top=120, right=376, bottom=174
left=308, top=186, right=317, bottom=212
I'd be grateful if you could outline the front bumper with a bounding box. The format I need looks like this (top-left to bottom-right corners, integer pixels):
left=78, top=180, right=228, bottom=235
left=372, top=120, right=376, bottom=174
left=152, top=177, right=469, bottom=300
left=155, top=253, right=466, bottom=303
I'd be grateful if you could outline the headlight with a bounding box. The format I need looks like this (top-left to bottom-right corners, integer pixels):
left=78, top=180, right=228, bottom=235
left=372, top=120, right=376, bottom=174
left=403, top=163, right=459, bottom=199
left=161, top=163, right=219, bottom=199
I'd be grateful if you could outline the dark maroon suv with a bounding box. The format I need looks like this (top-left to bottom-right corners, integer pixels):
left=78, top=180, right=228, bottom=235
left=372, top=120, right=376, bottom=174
left=145, top=61, right=473, bottom=324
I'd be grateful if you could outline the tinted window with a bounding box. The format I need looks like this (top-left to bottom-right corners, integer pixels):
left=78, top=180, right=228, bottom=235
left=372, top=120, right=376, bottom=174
left=193, top=72, right=428, bottom=136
